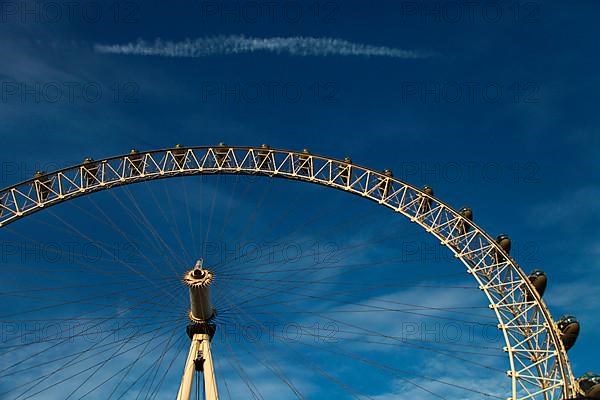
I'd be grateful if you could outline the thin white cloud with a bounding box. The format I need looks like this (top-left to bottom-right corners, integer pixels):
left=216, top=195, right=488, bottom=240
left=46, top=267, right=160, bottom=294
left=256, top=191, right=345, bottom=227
left=371, top=356, right=508, bottom=400
left=94, top=35, right=433, bottom=59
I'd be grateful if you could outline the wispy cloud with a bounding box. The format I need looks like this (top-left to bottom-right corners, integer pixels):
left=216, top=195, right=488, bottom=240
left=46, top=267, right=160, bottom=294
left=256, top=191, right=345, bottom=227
left=94, top=35, right=434, bottom=59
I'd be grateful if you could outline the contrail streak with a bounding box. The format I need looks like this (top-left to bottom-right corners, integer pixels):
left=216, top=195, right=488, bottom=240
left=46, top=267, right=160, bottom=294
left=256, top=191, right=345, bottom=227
left=94, top=35, right=433, bottom=59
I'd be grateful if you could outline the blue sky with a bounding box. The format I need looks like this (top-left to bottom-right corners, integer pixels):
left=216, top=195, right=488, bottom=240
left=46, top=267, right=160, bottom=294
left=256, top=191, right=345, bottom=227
left=0, top=0, right=599, bottom=398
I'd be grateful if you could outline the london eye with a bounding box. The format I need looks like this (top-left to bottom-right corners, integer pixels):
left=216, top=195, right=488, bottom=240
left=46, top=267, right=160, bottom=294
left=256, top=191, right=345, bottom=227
left=0, top=144, right=596, bottom=399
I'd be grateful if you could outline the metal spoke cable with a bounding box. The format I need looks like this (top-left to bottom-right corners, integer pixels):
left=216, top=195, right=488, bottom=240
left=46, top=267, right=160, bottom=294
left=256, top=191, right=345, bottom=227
left=285, top=336, right=505, bottom=399
left=112, top=332, right=184, bottom=400
left=146, top=333, right=188, bottom=400
left=220, top=287, right=504, bottom=367
left=136, top=317, right=183, bottom=400
left=217, top=274, right=494, bottom=327
left=107, top=189, right=185, bottom=275
left=214, top=202, right=390, bottom=275
left=46, top=210, right=181, bottom=304
left=106, top=321, right=181, bottom=399
left=218, top=231, right=414, bottom=310
left=254, top=298, right=506, bottom=388
left=0, top=279, right=182, bottom=321
left=219, top=295, right=304, bottom=399
left=62, top=312, right=184, bottom=400
left=209, top=175, right=271, bottom=268
left=0, top=283, right=182, bottom=377
left=223, top=282, right=492, bottom=320
left=216, top=174, right=243, bottom=247
left=221, top=296, right=505, bottom=372
left=161, top=181, right=194, bottom=262
left=221, top=330, right=264, bottom=400
left=202, top=174, right=222, bottom=257
left=16, top=310, right=186, bottom=399
left=181, top=175, right=198, bottom=262
left=22, top=324, right=183, bottom=400
left=78, top=330, right=183, bottom=400
left=216, top=228, right=421, bottom=308
left=212, top=344, right=233, bottom=400
left=220, top=297, right=380, bottom=400
left=42, top=197, right=165, bottom=266
left=0, top=317, right=184, bottom=379
left=0, top=320, right=179, bottom=399
left=92, top=190, right=183, bottom=274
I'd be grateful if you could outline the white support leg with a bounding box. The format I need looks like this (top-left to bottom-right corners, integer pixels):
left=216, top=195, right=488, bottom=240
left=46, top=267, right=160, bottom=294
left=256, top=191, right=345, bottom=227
left=177, top=335, right=200, bottom=400
left=177, top=333, right=219, bottom=400
left=200, top=334, right=219, bottom=399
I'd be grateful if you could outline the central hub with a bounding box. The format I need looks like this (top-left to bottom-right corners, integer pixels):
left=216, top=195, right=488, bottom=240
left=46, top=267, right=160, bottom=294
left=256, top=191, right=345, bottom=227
left=183, top=259, right=215, bottom=323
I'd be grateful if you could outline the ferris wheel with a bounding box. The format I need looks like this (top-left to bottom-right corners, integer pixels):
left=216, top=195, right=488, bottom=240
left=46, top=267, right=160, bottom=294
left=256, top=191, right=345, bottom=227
left=0, top=144, right=596, bottom=400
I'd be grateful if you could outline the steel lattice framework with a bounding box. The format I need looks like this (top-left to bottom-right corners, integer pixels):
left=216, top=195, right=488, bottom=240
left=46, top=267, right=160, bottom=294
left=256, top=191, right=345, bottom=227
left=0, top=145, right=576, bottom=399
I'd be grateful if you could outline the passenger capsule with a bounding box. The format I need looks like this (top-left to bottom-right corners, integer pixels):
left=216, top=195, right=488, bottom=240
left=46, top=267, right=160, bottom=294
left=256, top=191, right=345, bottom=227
left=458, top=207, right=473, bottom=235
left=378, top=169, right=394, bottom=198
left=298, top=149, right=312, bottom=176
left=128, top=149, right=144, bottom=175
left=257, top=144, right=272, bottom=169
left=420, top=185, right=434, bottom=213
left=82, top=157, right=98, bottom=186
left=557, top=315, right=580, bottom=351
left=493, top=234, right=511, bottom=263
left=215, top=143, right=230, bottom=167
left=578, top=372, right=600, bottom=399
left=496, top=234, right=511, bottom=254
left=526, top=269, right=547, bottom=301
left=173, top=144, right=186, bottom=168
left=33, top=171, right=52, bottom=202
left=337, top=156, right=352, bottom=186
left=460, top=207, right=473, bottom=221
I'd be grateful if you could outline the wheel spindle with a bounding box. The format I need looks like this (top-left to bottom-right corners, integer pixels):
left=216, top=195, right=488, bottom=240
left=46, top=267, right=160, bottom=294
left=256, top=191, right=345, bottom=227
left=177, top=259, right=219, bottom=400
